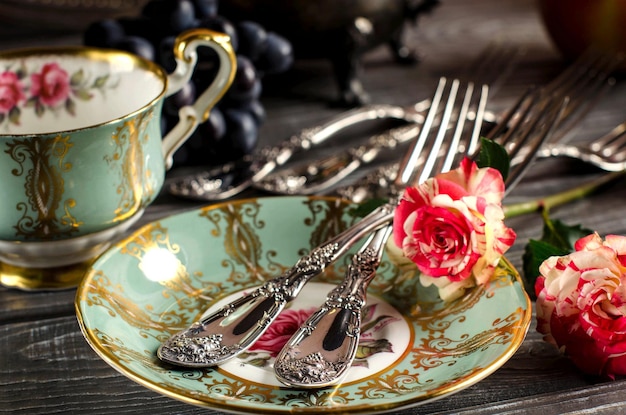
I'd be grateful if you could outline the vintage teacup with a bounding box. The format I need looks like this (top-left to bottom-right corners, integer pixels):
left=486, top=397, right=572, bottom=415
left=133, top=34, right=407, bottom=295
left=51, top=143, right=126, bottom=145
left=0, top=28, right=236, bottom=290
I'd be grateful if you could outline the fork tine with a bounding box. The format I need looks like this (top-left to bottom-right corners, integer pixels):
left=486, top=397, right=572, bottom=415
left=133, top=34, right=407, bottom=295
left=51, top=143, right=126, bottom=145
left=410, top=79, right=489, bottom=186
left=504, top=96, right=568, bottom=193
left=395, top=77, right=448, bottom=185
left=591, top=121, right=626, bottom=153
left=416, top=79, right=462, bottom=184
left=483, top=86, right=537, bottom=143
left=539, top=50, right=621, bottom=144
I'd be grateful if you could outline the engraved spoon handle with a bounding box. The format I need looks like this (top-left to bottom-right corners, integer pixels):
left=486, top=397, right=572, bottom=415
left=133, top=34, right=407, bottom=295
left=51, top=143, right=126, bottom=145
left=156, top=201, right=395, bottom=368
left=254, top=123, right=422, bottom=195
left=274, top=225, right=392, bottom=387
left=167, top=104, right=419, bottom=201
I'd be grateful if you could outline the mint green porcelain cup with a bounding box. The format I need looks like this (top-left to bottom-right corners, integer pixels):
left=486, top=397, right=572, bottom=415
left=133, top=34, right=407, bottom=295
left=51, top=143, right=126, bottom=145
left=0, top=28, right=236, bottom=289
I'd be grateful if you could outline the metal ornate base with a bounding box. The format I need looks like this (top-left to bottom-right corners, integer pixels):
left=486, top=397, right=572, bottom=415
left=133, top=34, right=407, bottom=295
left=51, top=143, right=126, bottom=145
left=0, top=258, right=95, bottom=291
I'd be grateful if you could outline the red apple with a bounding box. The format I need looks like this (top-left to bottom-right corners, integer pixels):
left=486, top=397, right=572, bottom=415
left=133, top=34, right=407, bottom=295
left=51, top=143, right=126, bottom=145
left=538, top=0, right=626, bottom=64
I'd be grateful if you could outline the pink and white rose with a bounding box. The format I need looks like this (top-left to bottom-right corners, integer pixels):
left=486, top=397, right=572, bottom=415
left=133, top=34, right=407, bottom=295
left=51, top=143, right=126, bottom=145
left=535, top=232, right=626, bottom=378
left=30, top=62, right=70, bottom=107
left=0, top=71, right=25, bottom=114
left=392, top=157, right=515, bottom=300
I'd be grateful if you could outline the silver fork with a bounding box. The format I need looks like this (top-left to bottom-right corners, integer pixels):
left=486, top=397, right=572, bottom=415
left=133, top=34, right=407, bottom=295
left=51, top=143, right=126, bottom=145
left=271, top=78, right=567, bottom=389
left=156, top=77, right=565, bottom=370
left=335, top=52, right=618, bottom=203
left=272, top=77, right=487, bottom=388
left=536, top=120, right=626, bottom=171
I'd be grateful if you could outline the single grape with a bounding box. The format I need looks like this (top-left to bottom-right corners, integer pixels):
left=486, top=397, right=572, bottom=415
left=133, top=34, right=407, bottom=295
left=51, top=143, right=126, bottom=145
left=191, top=0, right=218, bottom=19
left=142, top=0, right=197, bottom=35
left=116, top=17, right=161, bottom=43
left=256, top=32, right=294, bottom=75
left=224, top=78, right=262, bottom=107
left=202, top=106, right=227, bottom=142
left=83, top=19, right=125, bottom=47
left=196, top=15, right=239, bottom=52
left=222, top=108, right=259, bottom=157
left=172, top=107, right=227, bottom=165
left=229, top=55, right=258, bottom=93
left=164, top=81, right=197, bottom=117
left=112, top=36, right=156, bottom=61
left=242, top=99, right=266, bottom=126
left=236, top=21, right=268, bottom=62
left=157, top=36, right=177, bottom=73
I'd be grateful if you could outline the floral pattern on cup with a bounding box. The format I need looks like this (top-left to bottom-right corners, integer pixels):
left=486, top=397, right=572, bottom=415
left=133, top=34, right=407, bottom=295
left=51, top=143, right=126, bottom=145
left=0, top=62, right=111, bottom=126
left=240, top=304, right=397, bottom=368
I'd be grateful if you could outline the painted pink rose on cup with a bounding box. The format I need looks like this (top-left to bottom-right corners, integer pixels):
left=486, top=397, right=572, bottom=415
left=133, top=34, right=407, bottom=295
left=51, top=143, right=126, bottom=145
left=0, top=71, right=25, bottom=114
left=535, top=232, right=626, bottom=378
left=393, top=157, right=515, bottom=289
left=30, top=62, right=70, bottom=107
left=249, top=307, right=315, bottom=357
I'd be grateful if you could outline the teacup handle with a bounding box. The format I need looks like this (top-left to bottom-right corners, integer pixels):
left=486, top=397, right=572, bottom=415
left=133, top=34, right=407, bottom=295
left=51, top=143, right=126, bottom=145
left=161, top=28, right=236, bottom=170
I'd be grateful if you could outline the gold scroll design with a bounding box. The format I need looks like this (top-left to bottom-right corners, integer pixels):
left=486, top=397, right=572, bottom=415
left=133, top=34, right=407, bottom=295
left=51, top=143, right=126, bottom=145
left=88, top=326, right=282, bottom=405
left=80, top=270, right=184, bottom=342
left=354, top=308, right=525, bottom=401
left=119, top=222, right=227, bottom=318
left=411, top=307, right=525, bottom=370
left=86, top=328, right=212, bottom=386
left=5, top=134, right=82, bottom=240
left=199, top=200, right=285, bottom=287
left=79, top=226, right=224, bottom=342
left=107, top=109, right=155, bottom=223
left=88, top=324, right=357, bottom=408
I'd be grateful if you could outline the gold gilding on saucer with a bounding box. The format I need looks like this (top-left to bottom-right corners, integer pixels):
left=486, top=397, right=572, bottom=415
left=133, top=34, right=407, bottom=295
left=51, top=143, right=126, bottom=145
left=75, top=196, right=532, bottom=413
left=0, top=259, right=94, bottom=291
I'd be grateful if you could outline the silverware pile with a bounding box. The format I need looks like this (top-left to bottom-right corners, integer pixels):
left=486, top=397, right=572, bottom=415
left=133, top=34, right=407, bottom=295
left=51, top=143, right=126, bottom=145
left=157, top=47, right=622, bottom=388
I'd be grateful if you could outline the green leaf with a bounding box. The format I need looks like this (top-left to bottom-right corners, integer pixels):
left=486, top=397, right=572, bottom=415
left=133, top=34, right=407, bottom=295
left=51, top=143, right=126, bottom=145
left=70, top=69, right=84, bottom=86
left=65, top=98, right=76, bottom=116
left=8, top=106, right=20, bottom=124
left=521, top=239, right=570, bottom=298
left=540, top=216, right=593, bottom=252
left=93, top=74, right=109, bottom=88
left=34, top=101, right=44, bottom=117
left=74, top=89, right=93, bottom=101
left=521, top=214, right=593, bottom=298
left=24, top=97, right=37, bottom=108
left=476, top=137, right=510, bottom=181
left=348, top=198, right=388, bottom=218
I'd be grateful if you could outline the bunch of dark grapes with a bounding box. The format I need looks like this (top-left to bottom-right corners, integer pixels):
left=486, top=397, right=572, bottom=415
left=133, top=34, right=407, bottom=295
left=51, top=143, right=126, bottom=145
left=83, top=0, right=293, bottom=167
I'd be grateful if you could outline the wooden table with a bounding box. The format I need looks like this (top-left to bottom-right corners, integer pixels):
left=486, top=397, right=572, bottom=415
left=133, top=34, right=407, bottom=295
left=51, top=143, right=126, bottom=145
left=3, top=0, right=626, bottom=413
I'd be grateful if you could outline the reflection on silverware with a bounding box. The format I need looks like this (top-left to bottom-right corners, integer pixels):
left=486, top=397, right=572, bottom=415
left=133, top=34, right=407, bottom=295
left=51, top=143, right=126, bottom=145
left=254, top=123, right=421, bottom=196
left=166, top=103, right=423, bottom=201
left=537, top=120, right=626, bottom=171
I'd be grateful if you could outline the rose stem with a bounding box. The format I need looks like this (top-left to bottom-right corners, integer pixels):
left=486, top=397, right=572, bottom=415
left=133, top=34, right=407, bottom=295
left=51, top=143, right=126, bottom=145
left=503, top=171, right=626, bottom=219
